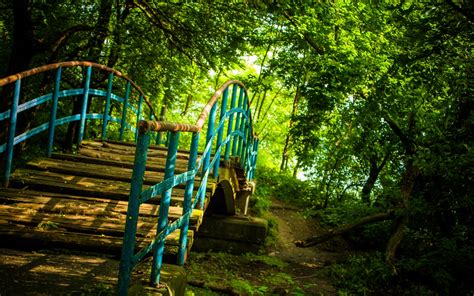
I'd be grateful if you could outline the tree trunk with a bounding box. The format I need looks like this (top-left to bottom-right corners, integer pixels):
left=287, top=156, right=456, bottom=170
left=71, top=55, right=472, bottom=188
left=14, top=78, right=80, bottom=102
left=1, top=0, right=36, bottom=154
left=385, top=160, right=419, bottom=268
left=107, top=1, right=132, bottom=68
left=295, top=210, right=395, bottom=247
left=64, top=0, right=113, bottom=149
left=361, top=152, right=390, bottom=205
left=280, top=85, right=300, bottom=172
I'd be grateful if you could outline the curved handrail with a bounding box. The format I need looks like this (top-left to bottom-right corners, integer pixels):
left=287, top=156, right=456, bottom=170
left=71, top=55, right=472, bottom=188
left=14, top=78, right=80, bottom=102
left=138, top=79, right=256, bottom=138
left=118, top=80, right=260, bottom=295
left=0, top=61, right=158, bottom=187
left=0, top=61, right=158, bottom=120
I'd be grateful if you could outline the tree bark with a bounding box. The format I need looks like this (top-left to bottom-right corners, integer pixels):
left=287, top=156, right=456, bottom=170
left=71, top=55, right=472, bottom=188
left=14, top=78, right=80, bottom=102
left=280, top=85, right=300, bottom=172
left=384, top=160, right=419, bottom=268
left=64, top=0, right=114, bottom=149
left=361, top=152, right=390, bottom=205
left=295, top=210, right=395, bottom=247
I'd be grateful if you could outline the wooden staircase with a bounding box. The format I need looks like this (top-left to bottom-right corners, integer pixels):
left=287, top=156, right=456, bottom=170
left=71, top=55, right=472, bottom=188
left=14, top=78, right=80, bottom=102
left=0, top=140, right=215, bottom=262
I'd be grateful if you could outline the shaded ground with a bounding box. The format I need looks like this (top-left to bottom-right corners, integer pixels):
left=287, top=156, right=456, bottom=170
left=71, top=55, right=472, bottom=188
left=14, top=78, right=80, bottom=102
left=186, top=198, right=349, bottom=295
left=0, top=248, right=180, bottom=295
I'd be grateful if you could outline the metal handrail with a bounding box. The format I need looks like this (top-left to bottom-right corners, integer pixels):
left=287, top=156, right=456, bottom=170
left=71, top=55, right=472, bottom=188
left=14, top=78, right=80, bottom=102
left=118, top=80, right=259, bottom=294
left=0, top=61, right=157, bottom=187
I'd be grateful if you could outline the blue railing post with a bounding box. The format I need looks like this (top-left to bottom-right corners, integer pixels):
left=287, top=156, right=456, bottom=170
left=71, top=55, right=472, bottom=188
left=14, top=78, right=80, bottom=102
left=213, top=87, right=228, bottom=179
left=3, top=79, right=21, bottom=187
left=102, top=73, right=114, bottom=141
left=119, top=82, right=131, bottom=141
left=47, top=67, right=62, bottom=157
left=135, top=95, right=144, bottom=143
left=151, top=131, right=180, bottom=286
left=78, top=66, right=92, bottom=145
left=118, top=130, right=150, bottom=296
left=237, top=94, right=248, bottom=158
left=177, top=131, right=200, bottom=265
left=200, top=103, right=217, bottom=209
left=225, top=84, right=237, bottom=162
left=232, top=86, right=244, bottom=157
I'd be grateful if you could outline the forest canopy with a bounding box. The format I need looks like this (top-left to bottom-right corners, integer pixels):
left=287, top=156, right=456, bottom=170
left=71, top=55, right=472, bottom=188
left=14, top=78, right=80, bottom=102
left=1, top=0, right=472, bottom=294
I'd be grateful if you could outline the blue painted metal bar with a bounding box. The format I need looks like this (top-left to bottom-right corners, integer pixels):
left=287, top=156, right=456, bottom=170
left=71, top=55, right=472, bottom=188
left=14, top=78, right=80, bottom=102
left=47, top=67, right=62, bottom=157
left=200, top=103, right=217, bottom=209
left=0, top=110, right=9, bottom=121
left=3, top=79, right=21, bottom=187
left=17, top=93, right=52, bottom=114
left=232, top=86, right=245, bottom=156
left=119, top=82, right=131, bottom=141
left=178, top=131, right=200, bottom=265
left=151, top=131, right=180, bottom=286
left=225, top=84, right=237, bottom=162
left=132, top=210, right=191, bottom=265
left=237, top=94, right=248, bottom=157
left=213, top=87, right=229, bottom=179
left=118, top=131, right=150, bottom=296
left=139, top=170, right=196, bottom=205
left=102, top=73, right=114, bottom=140
left=77, top=66, right=92, bottom=145
left=135, top=95, right=144, bottom=143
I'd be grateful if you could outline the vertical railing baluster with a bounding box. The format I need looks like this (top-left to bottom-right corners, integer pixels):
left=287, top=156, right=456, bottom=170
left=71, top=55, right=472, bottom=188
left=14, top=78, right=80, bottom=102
left=118, top=129, right=150, bottom=296
left=240, top=95, right=249, bottom=167
left=119, top=82, right=131, bottom=141
left=177, top=131, right=200, bottom=265
left=225, top=84, right=237, bottom=162
left=213, top=87, right=228, bottom=179
left=200, top=103, right=217, bottom=209
left=252, top=139, right=259, bottom=179
left=135, top=95, right=144, bottom=143
left=78, top=66, right=92, bottom=145
left=237, top=94, right=248, bottom=158
left=3, top=79, right=21, bottom=187
left=102, top=73, right=114, bottom=141
left=151, top=131, right=180, bottom=286
left=232, top=86, right=244, bottom=156
left=47, top=67, right=62, bottom=157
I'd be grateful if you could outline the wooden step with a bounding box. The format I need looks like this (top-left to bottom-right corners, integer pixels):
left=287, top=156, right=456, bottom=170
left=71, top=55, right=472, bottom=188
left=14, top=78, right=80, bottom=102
left=0, top=188, right=198, bottom=259
left=0, top=222, right=192, bottom=260
left=77, top=146, right=190, bottom=171
left=26, top=158, right=213, bottom=191
left=81, top=140, right=192, bottom=160
left=0, top=188, right=204, bottom=229
left=10, top=169, right=212, bottom=206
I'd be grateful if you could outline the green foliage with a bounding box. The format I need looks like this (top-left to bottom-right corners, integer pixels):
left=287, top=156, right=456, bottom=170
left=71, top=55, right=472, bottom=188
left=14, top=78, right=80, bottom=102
left=329, top=253, right=396, bottom=295
left=230, top=279, right=255, bottom=295
left=253, top=166, right=313, bottom=207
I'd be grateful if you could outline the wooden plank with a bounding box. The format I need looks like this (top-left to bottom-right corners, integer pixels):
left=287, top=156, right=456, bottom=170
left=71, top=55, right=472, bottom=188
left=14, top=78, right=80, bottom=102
left=10, top=169, right=211, bottom=205
left=26, top=158, right=213, bottom=191
left=0, top=188, right=203, bottom=227
left=78, top=146, right=190, bottom=170
left=0, top=204, right=195, bottom=242
left=81, top=140, right=191, bottom=160
left=0, top=222, right=193, bottom=258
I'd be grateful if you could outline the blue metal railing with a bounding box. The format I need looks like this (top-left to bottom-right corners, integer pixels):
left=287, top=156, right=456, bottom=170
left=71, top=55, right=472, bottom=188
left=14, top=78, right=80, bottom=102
left=0, top=64, right=259, bottom=294
left=0, top=61, right=158, bottom=187
left=117, top=80, right=259, bottom=294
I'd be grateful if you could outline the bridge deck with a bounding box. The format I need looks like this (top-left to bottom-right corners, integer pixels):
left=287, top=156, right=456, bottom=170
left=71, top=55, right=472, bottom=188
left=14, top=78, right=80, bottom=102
left=0, top=140, right=215, bottom=262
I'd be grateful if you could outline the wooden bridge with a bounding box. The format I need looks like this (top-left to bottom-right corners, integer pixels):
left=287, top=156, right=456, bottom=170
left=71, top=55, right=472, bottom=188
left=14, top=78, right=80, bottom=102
left=0, top=62, right=259, bottom=295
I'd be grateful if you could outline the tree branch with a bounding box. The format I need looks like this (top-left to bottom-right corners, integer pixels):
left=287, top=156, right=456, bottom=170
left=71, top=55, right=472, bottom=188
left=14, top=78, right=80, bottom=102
left=295, top=210, right=395, bottom=247
left=383, top=115, right=415, bottom=155
left=283, top=11, right=325, bottom=55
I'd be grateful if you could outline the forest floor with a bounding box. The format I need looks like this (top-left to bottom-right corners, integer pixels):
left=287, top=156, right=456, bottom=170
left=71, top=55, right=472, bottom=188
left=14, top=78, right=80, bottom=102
left=186, top=198, right=351, bottom=295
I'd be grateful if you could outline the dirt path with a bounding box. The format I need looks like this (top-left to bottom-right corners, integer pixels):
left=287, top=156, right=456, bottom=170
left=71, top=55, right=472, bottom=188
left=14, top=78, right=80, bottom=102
left=268, top=199, right=348, bottom=295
